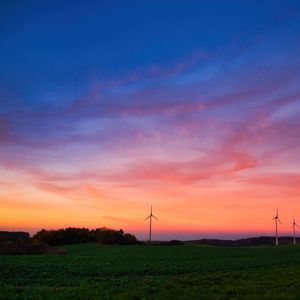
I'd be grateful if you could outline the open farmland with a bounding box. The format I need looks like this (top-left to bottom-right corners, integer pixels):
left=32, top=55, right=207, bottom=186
left=1, top=244, right=300, bottom=299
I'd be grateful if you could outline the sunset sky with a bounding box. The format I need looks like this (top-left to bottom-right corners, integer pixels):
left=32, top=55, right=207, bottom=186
left=1, top=1, right=300, bottom=240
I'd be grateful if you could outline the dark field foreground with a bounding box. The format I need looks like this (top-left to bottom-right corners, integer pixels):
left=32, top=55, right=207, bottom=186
left=1, top=244, right=300, bottom=299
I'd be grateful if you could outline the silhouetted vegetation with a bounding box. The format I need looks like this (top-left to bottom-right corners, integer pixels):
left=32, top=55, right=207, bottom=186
left=0, top=228, right=137, bottom=254
left=0, top=231, right=30, bottom=241
left=149, top=240, right=185, bottom=245
left=33, top=227, right=138, bottom=246
left=185, top=236, right=300, bottom=246
left=0, top=231, right=50, bottom=255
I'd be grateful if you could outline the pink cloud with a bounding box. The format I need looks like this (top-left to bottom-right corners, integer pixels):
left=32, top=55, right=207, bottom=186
left=243, top=173, right=300, bottom=187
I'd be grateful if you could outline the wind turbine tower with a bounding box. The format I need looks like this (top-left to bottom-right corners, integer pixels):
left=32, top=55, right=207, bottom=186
left=145, top=205, right=159, bottom=242
left=273, top=208, right=281, bottom=246
left=293, top=217, right=298, bottom=245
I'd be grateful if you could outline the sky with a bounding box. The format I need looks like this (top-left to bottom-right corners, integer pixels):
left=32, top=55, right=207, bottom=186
left=1, top=1, right=300, bottom=240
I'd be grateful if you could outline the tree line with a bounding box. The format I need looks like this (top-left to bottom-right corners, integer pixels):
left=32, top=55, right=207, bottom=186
left=32, top=227, right=138, bottom=246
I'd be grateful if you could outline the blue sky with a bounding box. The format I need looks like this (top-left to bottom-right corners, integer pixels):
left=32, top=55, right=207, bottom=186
left=1, top=1, right=299, bottom=108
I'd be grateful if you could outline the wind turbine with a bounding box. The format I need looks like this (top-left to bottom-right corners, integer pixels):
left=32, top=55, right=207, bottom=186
left=145, top=205, right=159, bottom=242
left=273, top=208, right=281, bottom=246
left=293, top=217, right=298, bottom=245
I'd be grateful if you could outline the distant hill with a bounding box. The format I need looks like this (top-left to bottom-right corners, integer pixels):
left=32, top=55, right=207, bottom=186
left=185, top=236, right=300, bottom=246
left=0, top=231, right=30, bottom=241
left=0, top=231, right=50, bottom=255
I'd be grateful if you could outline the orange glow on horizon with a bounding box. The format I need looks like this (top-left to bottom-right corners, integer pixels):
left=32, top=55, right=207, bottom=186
left=1, top=168, right=299, bottom=240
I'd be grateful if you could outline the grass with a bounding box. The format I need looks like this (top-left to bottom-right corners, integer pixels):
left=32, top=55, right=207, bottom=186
left=1, top=243, right=300, bottom=299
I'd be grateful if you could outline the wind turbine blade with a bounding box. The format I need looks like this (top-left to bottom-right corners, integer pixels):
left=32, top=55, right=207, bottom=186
left=152, top=215, right=159, bottom=221
left=278, top=218, right=282, bottom=225
left=145, top=216, right=150, bottom=220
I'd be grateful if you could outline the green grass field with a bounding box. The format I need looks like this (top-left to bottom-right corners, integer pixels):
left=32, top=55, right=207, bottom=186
left=1, top=243, right=300, bottom=299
